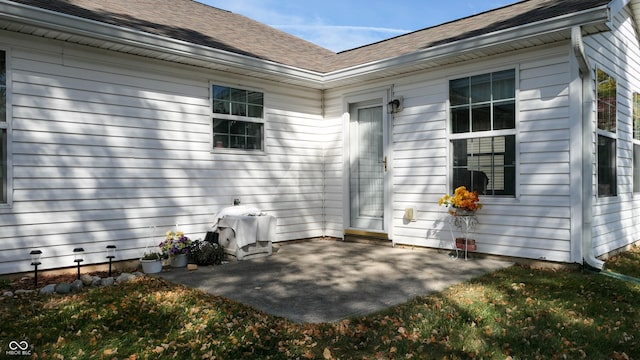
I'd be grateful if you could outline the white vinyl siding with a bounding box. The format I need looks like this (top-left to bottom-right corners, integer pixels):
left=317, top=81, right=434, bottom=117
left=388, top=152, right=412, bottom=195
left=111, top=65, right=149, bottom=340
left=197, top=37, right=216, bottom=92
left=0, top=35, right=324, bottom=274
left=584, top=6, right=640, bottom=256
left=324, top=46, right=575, bottom=262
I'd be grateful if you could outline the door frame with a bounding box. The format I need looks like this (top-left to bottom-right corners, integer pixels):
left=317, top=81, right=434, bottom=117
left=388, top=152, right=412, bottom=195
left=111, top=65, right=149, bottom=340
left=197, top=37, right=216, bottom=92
left=342, top=87, right=393, bottom=241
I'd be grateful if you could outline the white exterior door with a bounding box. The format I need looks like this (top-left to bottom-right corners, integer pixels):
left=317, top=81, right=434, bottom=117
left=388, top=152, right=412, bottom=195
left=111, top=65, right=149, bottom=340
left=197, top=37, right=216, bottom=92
left=346, top=91, right=391, bottom=234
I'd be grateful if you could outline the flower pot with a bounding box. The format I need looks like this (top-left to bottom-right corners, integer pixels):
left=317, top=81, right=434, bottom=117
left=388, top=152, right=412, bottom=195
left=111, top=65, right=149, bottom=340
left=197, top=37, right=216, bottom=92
left=455, top=238, right=477, bottom=251
left=170, top=253, right=188, bottom=268
left=454, top=208, right=476, bottom=216
left=140, top=259, right=163, bottom=274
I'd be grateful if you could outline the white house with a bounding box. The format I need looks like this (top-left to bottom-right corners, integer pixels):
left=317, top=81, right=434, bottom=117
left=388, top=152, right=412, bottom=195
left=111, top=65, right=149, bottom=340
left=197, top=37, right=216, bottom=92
left=0, top=0, right=639, bottom=274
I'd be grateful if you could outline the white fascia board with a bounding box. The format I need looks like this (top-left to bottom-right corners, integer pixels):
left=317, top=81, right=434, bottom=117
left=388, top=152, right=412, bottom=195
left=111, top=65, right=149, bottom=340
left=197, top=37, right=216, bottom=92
left=608, top=0, right=629, bottom=19
left=0, top=0, right=324, bottom=84
left=322, top=5, right=611, bottom=84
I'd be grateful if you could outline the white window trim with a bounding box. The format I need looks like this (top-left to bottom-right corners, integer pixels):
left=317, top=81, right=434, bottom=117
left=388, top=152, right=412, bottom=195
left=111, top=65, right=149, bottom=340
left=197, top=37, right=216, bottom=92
left=594, top=66, right=618, bottom=198
left=446, top=66, right=520, bottom=201
left=209, top=81, right=267, bottom=155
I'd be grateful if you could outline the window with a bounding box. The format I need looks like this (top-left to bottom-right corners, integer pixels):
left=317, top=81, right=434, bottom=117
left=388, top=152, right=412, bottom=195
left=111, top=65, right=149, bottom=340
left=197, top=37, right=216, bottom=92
left=597, top=69, right=617, bottom=133
left=0, top=50, right=6, bottom=203
left=211, top=85, right=264, bottom=150
left=449, top=69, right=516, bottom=196
left=596, top=68, right=617, bottom=197
left=633, top=93, right=640, bottom=193
left=598, top=135, right=617, bottom=196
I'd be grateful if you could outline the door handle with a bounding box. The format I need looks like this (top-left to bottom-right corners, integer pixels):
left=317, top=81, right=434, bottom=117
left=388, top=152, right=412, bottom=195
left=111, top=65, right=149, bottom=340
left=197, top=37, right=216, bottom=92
left=382, top=156, right=387, bottom=172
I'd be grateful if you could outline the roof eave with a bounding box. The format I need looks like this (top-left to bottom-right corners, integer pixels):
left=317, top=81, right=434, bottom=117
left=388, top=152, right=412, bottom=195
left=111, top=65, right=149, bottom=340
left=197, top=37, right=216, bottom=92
left=0, top=1, right=615, bottom=89
left=0, top=0, right=326, bottom=87
left=321, top=4, right=611, bottom=87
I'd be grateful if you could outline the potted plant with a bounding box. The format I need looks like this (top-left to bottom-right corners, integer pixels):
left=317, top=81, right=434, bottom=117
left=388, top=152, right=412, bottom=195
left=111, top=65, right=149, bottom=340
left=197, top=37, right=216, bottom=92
left=438, top=185, right=482, bottom=216
left=187, top=239, right=225, bottom=265
left=439, top=186, right=482, bottom=256
left=160, top=230, right=193, bottom=267
left=140, top=252, right=165, bottom=274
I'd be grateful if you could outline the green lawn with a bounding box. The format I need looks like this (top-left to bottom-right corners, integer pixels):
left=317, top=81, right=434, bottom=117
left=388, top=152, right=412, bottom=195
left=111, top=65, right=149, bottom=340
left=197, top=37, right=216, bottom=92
left=1, top=246, right=639, bottom=359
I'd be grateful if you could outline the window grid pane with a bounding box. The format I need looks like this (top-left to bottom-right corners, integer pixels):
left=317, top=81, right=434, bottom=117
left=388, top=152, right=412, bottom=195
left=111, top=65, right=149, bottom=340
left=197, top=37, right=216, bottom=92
left=634, top=144, right=640, bottom=193
left=449, top=70, right=516, bottom=197
left=597, top=69, right=617, bottom=133
left=0, top=129, right=5, bottom=203
left=597, top=135, right=617, bottom=197
left=213, top=119, right=263, bottom=150
left=633, top=92, right=640, bottom=141
left=0, top=51, right=5, bottom=203
left=450, top=69, right=515, bottom=134
left=211, top=85, right=264, bottom=150
left=452, top=135, right=515, bottom=196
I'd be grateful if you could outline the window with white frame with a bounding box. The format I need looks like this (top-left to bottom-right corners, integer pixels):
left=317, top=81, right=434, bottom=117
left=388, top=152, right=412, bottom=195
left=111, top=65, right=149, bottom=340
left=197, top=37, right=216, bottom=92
left=0, top=50, right=7, bottom=203
left=633, top=92, right=640, bottom=193
left=211, top=85, right=264, bottom=151
left=449, top=69, right=517, bottom=196
left=596, top=68, right=617, bottom=197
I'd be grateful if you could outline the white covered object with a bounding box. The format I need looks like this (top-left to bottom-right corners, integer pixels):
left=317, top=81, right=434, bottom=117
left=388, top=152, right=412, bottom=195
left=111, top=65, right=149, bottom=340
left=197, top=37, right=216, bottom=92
left=213, top=206, right=276, bottom=260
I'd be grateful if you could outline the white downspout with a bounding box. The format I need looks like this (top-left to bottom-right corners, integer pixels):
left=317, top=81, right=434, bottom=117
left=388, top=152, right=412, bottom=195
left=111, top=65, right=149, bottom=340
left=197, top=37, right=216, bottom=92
left=572, top=26, right=604, bottom=270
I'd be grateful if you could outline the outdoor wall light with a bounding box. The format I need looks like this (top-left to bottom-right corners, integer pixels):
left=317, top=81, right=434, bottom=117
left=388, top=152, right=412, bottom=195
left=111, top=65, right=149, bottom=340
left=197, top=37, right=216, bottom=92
left=29, top=249, right=42, bottom=287
left=106, top=245, right=116, bottom=277
left=73, top=248, right=84, bottom=279
left=388, top=97, right=403, bottom=113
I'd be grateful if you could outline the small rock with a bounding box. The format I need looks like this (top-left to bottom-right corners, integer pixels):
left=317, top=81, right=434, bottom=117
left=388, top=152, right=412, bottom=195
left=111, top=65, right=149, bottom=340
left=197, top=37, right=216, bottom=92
left=2, top=291, right=13, bottom=297
left=91, top=276, right=102, bottom=286
left=40, top=284, right=56, bottom=294
left=116, top=273, right=136, bottom=284
left=15, top=289, right=35, bottom=295
left=56, top=283, right=72, bottom=294
left=187, top=264, right=198, bottom=271
left=101, top=277, right=115, bottom=287
left=71, top=279, right=84, bottom=292
left=80, top=274, right=93, bottom=286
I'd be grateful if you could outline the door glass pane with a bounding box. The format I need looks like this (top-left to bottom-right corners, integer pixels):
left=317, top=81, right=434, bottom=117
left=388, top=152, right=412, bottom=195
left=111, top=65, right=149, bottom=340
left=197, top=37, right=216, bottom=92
left=350, top=105, right=384, bottom=230
left=356, top=107, right=383, bottom=217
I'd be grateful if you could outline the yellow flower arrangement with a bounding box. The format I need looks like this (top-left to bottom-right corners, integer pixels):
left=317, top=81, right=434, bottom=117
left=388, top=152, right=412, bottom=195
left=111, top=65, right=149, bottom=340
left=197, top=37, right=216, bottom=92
left=159, top=230, right=192, bottom=256
left=438, top=186, right=482, bottom=215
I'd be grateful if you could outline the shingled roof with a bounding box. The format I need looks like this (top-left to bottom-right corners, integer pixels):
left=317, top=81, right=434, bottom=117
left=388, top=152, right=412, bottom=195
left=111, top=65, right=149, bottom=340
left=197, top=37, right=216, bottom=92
left=328, top=0, right=611, bottom=72
left=5, top=0, right=614, bottom=74
left=7, top=0, right=337, bottom=72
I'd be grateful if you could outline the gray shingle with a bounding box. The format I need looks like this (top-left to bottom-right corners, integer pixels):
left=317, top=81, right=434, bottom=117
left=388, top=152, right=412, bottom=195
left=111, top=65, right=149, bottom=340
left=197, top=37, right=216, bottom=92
left=9, top=0, right=611, bottom=73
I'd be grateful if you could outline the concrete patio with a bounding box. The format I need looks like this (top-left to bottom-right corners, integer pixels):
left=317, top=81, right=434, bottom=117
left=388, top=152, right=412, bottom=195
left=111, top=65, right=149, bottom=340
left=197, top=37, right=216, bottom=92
left=157, top=239, right=513, bottom=323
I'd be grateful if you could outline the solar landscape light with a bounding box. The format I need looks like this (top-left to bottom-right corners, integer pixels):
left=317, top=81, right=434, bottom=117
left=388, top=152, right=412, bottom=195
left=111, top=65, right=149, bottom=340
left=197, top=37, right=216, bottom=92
left=29, top=249, right=42, bottom=287
left=106, top=245, right=116, bottom=277
left=73, top=248, right=84, bottom=279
